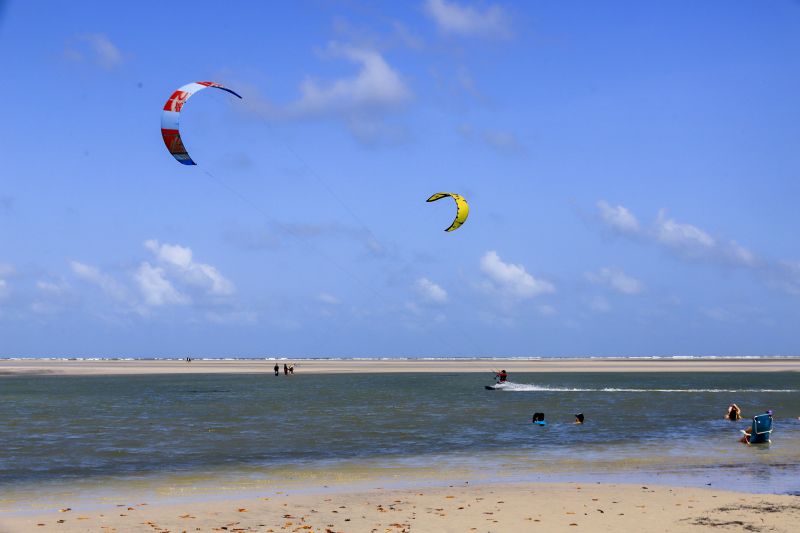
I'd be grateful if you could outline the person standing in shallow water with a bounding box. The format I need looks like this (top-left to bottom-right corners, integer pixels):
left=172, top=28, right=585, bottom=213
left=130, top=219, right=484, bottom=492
left=284, top=363, right=288, bottom=376
left=726, top=404, right=742, bottom=421
left=274, top=363, right=279, bottom=376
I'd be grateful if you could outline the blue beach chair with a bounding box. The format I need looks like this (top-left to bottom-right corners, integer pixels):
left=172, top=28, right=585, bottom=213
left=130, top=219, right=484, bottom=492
left=743, top=413, right=773, bottom=444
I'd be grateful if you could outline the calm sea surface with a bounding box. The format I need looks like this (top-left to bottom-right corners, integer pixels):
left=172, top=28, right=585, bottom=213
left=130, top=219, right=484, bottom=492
left=2, top=371, right=800, bottom=498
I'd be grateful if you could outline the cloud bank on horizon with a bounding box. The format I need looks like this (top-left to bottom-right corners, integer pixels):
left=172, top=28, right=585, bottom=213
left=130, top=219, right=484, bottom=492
left=1, top=0, right=799, bottom=357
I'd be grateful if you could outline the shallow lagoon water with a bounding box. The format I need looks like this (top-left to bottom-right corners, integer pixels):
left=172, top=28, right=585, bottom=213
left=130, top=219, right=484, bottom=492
left=1, top=371, right=799, bottom=499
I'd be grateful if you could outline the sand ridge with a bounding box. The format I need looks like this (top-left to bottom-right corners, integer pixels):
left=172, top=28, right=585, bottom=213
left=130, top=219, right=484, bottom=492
left=2, top=357, right=800, bottom=376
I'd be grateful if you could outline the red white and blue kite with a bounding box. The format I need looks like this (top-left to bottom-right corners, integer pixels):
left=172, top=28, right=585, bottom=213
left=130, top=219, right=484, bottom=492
left=160, top=81, right=242, bottom=165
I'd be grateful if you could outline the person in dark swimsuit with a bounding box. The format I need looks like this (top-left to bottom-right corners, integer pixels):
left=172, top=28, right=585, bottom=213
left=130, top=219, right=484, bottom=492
left=726, top=403, right=742, bottom=421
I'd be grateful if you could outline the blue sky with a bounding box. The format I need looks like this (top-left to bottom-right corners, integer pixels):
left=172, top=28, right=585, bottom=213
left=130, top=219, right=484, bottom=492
left=1, top=0, right=799, bottom=357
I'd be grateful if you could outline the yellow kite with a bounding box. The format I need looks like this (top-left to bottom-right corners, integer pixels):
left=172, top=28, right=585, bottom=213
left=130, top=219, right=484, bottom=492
left=426, top=192, right=469, bottom=232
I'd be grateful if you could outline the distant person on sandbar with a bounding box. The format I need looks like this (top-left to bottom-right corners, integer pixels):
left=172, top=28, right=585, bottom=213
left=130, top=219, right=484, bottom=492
left=574, top=413, right=584, bottom=424
left=495, top=369, right=508, bottom=383
left=274, top=363, right=279, bottom=376
left=284, top=363, right=289, bottom=376
left=288, top=364, right=294, bottom=375
left=726, top=403, right=742, bottom=421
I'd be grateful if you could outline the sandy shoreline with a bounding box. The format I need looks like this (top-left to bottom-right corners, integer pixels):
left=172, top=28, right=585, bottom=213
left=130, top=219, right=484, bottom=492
left=3, top=360, right=799, bottom=532
left=2, top=357, right=800, bottom=376
left=2, top=482, right=798, bottom=533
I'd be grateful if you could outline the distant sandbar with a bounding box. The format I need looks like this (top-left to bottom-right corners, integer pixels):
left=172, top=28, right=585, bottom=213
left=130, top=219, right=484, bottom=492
left=1, top=357, right=799, bottom=376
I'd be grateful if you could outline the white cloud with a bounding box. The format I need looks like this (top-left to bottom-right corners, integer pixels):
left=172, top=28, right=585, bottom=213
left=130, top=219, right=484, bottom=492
left=36, top=281, right=64, bottom=295
left=134, top=262, right=189, bottom=307
left=586, top=267, right=644, bottom=295
left=317, top=292, right=341, bottom=305
left=654, top=211, right=759, bottom=268
left=66, top=33, right=123, bottom=70
left=655, top=209, right=715, bottom=250
left=597, top=200, right=640, bottom=235
left=30, top=281, right=72, bottom=315
left=145, top=239, right=192, bottom=266
left=594, top=201, right=800, bottom=300
left=480, top=250, right=555, bottom=299
left=66, top=244, right=239, bottom=318
left=596, top=202, right=758, bottom=269
left=330, top=16, right=426, bottom=52
left=70, top=261, right=130, bottom=302
left=291, top=43, right=411, bottom=115
left=241, top=43, right=412, bottom=145
left=415, top=277, right=448, bottom=304
left=144, top=240, right=234, bottom=296
left=424, top=0, right=511, bottom=38
left=726, top=240, right=758, bottom=268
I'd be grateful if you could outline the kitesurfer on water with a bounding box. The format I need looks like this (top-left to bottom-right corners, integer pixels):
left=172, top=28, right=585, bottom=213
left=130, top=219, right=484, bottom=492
left=495, top=369, right=508, bottom=383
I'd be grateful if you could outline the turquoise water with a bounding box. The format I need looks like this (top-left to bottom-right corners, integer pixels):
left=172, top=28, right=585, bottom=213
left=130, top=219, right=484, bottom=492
left=1, top=371, right=799, bottom=496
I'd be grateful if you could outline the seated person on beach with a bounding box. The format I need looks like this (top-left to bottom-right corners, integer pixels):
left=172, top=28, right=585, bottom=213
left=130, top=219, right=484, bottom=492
left=739, top=410, right=772, bottom=444
left=495, top=369, right=508, bottom=383
left=726, top=403, right=742, bottom=421
left=739, top=426, right=751, bottom=443
left=574, top=413, right=584, bottom=424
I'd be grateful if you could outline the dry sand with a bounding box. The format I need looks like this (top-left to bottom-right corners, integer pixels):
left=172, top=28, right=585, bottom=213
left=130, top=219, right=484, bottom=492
left=2, top=357, right=800, bottom=376
left=2, top=482, right=798, bottom=533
